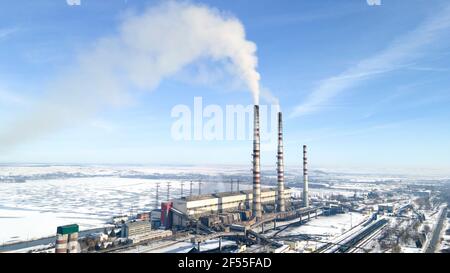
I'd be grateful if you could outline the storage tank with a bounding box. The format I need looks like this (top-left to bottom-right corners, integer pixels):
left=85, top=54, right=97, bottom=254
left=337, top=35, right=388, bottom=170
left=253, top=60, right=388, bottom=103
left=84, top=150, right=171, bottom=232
left=55, top=224, right=79, bottom=254
left=55, top=234, right=68, bottom=253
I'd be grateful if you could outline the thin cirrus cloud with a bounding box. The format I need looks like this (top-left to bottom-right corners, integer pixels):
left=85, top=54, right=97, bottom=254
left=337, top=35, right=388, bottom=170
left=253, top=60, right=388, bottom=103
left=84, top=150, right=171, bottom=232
left=0, top=87, right=28, bottom=106
left=290, top=4, right=450, bottom=118
left=0, top=27, right=19, bottom=41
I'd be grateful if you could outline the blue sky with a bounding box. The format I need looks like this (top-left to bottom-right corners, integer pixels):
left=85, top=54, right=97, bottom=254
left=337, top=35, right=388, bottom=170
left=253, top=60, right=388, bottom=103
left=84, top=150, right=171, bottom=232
left=0, top=0, right=450, bottom=171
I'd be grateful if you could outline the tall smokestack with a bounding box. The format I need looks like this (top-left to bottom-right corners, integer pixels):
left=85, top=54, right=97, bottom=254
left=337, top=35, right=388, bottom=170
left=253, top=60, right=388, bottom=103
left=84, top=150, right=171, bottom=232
left=277, top=112, right=286, bottom=212
left=303, top=145, right=309, bottom=207
left=252, top=105, right=262, bottom=220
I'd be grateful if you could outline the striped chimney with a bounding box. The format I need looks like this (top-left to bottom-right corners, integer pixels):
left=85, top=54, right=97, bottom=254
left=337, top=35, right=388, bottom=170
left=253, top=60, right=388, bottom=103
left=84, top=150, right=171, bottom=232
left=277, top=112, right=286, bottom=212
left=303, top=145, right=309, bottom=207
left=252, top=105, right=262, bottom=220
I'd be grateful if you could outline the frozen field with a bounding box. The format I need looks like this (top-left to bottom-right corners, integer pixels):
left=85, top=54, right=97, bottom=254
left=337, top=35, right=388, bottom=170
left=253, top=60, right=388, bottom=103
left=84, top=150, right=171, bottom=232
left=0, top=164, right=427, bottom=245
left=273, top=212, right=369, bottom=238
left=0, top=175, right=252, bottom=244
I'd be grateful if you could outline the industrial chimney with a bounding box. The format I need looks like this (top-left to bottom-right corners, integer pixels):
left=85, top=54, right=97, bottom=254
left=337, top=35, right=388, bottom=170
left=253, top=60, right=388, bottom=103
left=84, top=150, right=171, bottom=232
left=252, top=105, right=262, bottom=220
left=277, top=112, right=286, bottom=212
left=303, top=145, right=309, bottom=207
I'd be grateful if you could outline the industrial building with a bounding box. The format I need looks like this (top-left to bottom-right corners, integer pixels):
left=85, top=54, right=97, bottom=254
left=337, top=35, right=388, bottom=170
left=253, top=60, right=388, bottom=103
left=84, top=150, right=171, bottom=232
left=171, top=188, right=293, bottom=218
left=121, top=220, right=172, bottom=244
left=122, top=221, right=151, bottom=238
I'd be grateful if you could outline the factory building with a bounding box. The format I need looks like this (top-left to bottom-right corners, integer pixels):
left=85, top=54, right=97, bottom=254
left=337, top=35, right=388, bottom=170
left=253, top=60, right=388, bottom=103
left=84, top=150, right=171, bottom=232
left=121, top=220, right=152, bottom=238
left=120, top=220, right=172, bottom=244
left=171, top=187, right=293, bottom=218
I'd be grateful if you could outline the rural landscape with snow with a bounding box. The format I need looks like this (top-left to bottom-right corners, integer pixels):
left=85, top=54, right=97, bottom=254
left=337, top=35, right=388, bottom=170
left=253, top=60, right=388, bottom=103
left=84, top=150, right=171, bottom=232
left=1, top=0, right=450, bottom=257
left=1, top=164, right=449, bottom=253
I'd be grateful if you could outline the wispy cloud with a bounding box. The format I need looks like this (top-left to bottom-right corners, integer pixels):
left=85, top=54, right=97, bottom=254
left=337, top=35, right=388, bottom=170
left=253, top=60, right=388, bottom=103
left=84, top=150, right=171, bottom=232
left=90, top=119, right=116, bottom=133
left=406, top=65, right=450, bottom=72
left=290, top=4, right=450, bottom=118
left=361, top=80, right=450, bottom=119
left=0, top=88, right=28, bottom=106
left=0, top=27, right=19, bottom=41
left=298, top=119, right=415, bottom=144
left=251, top=4, right=363, bottom=28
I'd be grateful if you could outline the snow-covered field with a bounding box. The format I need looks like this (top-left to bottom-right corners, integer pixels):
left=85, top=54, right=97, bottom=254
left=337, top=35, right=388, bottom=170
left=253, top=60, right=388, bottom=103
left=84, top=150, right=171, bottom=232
left=0, top=164, right=253, bottom=178
left=276, top=213, right=368, bottom=238
left=0, top=174, right=252, bottom=244
left=0, top=164, right=440, bottom=246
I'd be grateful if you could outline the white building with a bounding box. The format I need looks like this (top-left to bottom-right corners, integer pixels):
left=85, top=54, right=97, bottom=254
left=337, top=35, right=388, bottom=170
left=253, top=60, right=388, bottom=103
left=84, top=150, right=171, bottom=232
left=172, top=187, right=293, bottom=217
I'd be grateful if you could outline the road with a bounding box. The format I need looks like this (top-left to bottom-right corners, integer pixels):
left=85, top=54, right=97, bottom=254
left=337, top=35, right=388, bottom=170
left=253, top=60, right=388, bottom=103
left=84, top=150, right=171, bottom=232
left=425, top=206, right=448, bottom=253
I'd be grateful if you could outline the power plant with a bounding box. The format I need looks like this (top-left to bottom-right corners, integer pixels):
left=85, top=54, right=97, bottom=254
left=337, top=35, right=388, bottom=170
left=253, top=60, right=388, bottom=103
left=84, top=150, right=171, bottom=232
left=45, top=106, right=322, bottom=254
left=156, top=107, right=318, bottom=239
left=11, top=104, right=430, bottom=255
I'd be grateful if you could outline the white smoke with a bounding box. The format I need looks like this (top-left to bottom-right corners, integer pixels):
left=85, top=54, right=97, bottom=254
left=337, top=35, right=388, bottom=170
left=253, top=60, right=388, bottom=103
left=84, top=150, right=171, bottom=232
left=0, top=1, right=262, bottom=150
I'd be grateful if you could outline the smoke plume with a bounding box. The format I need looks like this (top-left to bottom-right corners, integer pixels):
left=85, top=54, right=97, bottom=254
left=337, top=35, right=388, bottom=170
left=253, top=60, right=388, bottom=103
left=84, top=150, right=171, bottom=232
left=0, top=1, right=261, bottom=150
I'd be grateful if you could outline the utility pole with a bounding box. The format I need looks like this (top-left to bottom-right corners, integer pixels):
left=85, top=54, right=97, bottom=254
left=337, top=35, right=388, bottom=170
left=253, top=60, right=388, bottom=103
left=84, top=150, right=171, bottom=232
left=237, top=179, right=240, bottom=192
left=167, top=182, right=171, bottom=201
left=231, top=179, right=234, bottom=193
left=190, top=181, right=193, bottom=196
left=155, top=183, right=160, bottom=209
left=198, top=180, right=202, bottom=195
left=180, top=182, right=184, bottom=197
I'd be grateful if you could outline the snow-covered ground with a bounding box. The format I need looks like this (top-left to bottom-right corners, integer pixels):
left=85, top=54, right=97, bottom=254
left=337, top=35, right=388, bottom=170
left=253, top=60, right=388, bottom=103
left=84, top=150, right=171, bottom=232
left=0, top=164, right=253, bottom=178
left=264, top=212, right=369, bottom=253
left=439, top=218, right=450, bottom=252
left=0, top=174, right=252, bottom=244
left=0, top=164, right=442, bottom=247
left=276, top=213, right=368, bottom=239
